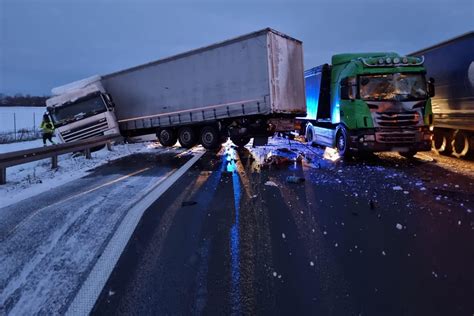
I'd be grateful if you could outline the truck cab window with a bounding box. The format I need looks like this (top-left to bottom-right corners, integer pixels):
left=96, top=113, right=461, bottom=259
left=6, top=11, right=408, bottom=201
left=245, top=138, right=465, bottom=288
left=359, top=73, right=428, bottom=101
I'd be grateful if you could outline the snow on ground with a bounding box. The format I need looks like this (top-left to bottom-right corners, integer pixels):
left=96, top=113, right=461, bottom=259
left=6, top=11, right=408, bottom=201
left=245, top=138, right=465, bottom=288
left=0, top=106, right=45, bottom=133
left=0, top=139, right=162, bottom=208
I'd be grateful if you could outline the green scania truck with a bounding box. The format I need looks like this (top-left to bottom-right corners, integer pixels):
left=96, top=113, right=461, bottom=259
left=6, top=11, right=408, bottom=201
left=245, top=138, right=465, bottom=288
left=298, top=53, right=435, bottom=158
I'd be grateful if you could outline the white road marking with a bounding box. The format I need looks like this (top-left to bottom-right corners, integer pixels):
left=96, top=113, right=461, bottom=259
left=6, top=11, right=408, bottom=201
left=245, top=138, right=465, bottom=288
left=66, top=149, right=205, bottom=316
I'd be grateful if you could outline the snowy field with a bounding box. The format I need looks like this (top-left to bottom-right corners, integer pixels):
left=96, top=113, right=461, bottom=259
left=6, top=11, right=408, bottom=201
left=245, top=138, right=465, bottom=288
left=0, top=106, right=45, bottom=132
left=0, top=140, right=163, bottom=208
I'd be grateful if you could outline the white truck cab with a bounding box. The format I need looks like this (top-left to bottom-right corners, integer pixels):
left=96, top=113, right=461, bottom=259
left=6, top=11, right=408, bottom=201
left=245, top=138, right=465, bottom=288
left=46, top=76, right=120, bottom=143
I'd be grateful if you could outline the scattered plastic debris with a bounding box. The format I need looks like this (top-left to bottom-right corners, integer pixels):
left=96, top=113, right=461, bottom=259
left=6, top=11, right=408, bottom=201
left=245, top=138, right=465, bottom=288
left=264, top=181, right=278, bottom=187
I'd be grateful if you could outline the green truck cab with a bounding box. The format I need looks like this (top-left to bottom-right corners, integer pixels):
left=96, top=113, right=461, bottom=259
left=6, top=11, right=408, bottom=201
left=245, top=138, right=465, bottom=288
left=300, top=53, right=434, bottom=157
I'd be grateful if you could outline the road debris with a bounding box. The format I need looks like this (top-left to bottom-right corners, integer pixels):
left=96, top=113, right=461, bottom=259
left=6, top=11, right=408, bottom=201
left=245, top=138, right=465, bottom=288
left=264, top=181, right=278, bottom=187
left=396, top=223, right=403, bottom=230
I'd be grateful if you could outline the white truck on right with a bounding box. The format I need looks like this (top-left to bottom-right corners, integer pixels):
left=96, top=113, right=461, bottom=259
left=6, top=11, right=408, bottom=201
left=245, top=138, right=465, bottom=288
left=411, top=31, right=474, bottom=158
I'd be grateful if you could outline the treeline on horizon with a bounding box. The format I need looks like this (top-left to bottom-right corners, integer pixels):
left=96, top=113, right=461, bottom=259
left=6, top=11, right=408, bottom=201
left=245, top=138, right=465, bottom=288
left=0, top=93, right=50, bottom=107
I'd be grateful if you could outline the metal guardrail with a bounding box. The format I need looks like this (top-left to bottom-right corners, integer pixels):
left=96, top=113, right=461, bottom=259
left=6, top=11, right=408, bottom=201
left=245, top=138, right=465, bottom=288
left=0, top=134, right=123, bottom=185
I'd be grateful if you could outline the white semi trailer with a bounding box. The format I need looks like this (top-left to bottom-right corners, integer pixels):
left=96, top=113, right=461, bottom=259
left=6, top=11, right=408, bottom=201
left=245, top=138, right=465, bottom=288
left=46, top=28, right=306, bottom=149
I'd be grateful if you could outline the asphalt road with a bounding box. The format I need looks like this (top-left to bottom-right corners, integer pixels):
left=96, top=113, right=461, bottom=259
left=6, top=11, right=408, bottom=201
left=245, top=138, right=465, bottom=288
left=92, top=140, right=474, bottom=316
left=0, top=147, right=192, bottom=315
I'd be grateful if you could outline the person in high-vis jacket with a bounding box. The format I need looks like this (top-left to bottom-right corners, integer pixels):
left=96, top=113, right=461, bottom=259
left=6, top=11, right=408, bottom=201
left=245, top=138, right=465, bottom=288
left=40, top=114, right=56, bottom=146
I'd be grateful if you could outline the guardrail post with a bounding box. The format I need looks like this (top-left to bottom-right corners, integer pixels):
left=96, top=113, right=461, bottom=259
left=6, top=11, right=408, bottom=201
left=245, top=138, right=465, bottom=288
left=0, top=168, right=6, bottom=185
left=85, top=148, right=92, bottom=159
left=51, top=155, right=58, bottom=169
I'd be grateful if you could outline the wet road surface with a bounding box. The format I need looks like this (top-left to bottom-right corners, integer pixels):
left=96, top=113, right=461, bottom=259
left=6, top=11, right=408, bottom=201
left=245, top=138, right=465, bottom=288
left=93, top=139, right=474, bottom=316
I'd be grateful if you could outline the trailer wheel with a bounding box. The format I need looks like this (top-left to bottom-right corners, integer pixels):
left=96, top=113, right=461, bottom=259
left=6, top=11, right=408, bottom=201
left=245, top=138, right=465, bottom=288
left=200, top=126, right=220, bottom=150
left=336, top=127, right=351, bottom=158
left=178, top=127, right=197, bottom=148
left=451, top=130, right=471, bottom=158
left=158, top=128, right=177, bottom=147
left=432, top=130, right=452, bottom=154
left=231, top=136, right=251, bottom=147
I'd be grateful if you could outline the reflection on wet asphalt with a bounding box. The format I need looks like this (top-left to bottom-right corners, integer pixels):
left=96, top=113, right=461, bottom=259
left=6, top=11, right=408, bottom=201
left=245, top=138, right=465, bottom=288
left=93, top=138, right=474, bottom=316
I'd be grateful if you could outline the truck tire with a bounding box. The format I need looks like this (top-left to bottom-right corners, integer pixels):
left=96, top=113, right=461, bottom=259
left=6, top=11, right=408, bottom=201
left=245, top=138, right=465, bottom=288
left=200, top=126, right=220, bottom=150
left=158, top=128, right=177, bottom=147
left=336, top=127, right=351, bottom=158
left=432, top=130, right=452, bottom=155
left=178, top=127, right=197, bottom=148
left=305, top=125, right=314, bottom=145
left=451, top=130, right=471, bottom=158
left=231, top=136, right=251, bottom=147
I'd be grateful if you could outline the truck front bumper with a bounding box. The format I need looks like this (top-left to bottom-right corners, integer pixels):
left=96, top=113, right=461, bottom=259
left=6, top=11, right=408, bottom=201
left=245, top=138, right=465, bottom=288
left=348, top=127, right=432, bottom=153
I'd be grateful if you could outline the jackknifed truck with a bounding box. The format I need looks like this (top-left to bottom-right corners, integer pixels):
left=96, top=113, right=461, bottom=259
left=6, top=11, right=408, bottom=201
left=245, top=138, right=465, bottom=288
left=46, top=28, right=306, bottom=149
left=297, top=52, right=435, bottom=158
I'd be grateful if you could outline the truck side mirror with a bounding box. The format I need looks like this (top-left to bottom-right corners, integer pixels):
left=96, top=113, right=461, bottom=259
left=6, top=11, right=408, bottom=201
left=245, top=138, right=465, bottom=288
left=104, top=93, right=115, bottom=109
left=340, top=77, right=355, bottom=100
left=427, top=77, right=435, bottom=97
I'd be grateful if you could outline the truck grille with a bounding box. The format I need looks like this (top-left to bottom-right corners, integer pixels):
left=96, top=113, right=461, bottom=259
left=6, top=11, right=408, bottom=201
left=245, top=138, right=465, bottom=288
left=61, top=118, right=108, bottom=143
left=376, top=131, right=417, bottom=144
left=375, top=111, right=419, bottom=127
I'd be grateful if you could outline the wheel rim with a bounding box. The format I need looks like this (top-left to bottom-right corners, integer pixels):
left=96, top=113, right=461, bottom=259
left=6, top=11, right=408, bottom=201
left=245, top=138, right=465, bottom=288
left=203, top=132, right=214, bottom=145
left=307, top=128, right=313, bottom=143
left=337, top=134, right=345, bottom=152
left=182, top=131, right=191, bottom=143
left=161, top=130, right=170, bottom=142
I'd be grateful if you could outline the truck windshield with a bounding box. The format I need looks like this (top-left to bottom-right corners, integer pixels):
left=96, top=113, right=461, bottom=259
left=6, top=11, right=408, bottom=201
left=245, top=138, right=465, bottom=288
left=51, top=96, right=107, bottom=125
left=359, top=73, right=428, bottom=101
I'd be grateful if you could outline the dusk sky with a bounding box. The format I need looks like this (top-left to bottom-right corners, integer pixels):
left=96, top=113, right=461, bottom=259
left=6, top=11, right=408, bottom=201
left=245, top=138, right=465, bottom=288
left=1, top=0, right=473, bottom=95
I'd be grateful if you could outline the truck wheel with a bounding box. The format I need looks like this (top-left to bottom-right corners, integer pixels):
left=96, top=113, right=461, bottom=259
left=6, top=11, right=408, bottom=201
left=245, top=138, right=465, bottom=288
left=336, top=127, right=351, bottom=158
left=305, top=126, right=314, bottom=145
left=158, top=128, right=177, bottom=147
left=432, top=130, right=452, bottom=154
left=231, top=136, right=250, bottom=147
left=200, top=126, right=220, bottom=149
left=178, top=127, right=197, bottom=148
left=451, top=130, right=470, bottom=158
left=399, top=150, right=417, bottom=159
